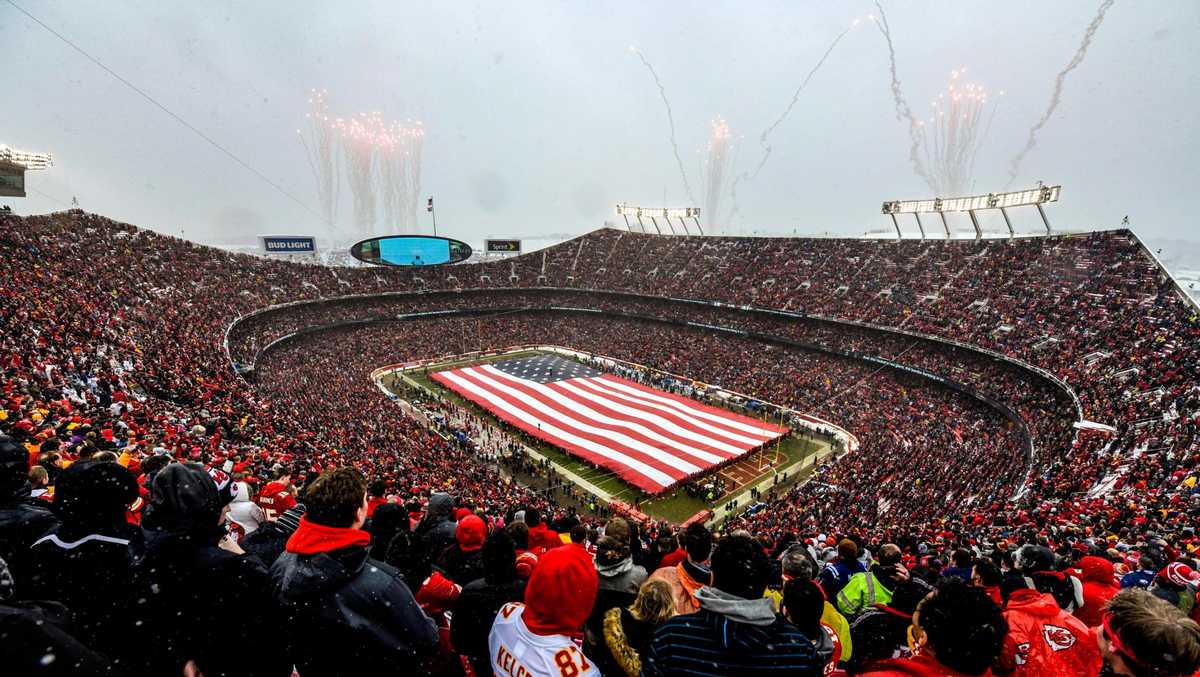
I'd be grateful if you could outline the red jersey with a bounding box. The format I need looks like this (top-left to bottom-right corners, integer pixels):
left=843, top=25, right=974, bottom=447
left=255, top=481, right=296, bottom=521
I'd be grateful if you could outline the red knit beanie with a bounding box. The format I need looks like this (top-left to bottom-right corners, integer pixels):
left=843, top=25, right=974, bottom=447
left=522, top=544, right=597, bottom=636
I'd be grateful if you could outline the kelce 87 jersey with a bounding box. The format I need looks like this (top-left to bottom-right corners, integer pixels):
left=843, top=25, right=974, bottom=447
left=489, top=602, right=599, bottom=677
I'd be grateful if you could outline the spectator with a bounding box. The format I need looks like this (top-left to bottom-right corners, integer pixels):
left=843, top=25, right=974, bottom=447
left=489, top=544, right=599, bottom=677
left=782, top=578, right=842, bottom=673
left=241, top=503, right=306, bottom=567
left=255, top=467, right=297, bottom=522
left=27, top=465, right=49, bottom=499
left=0, top=435, right=58, bottom=587
left=452, top=530, right=526, bottom=677
left=24, top=459, right=142, bottom=662
left=137, top=462, right=286, bottom=676
left=944, top=548, right=974, bottom=582
left=821, top=539, right=867, bottom=600
left=641, top=534, right=822, bottom=676
left=997, top=574, right=1101, bottom=675
left=417, top=491, right=459, bottom=558
left=524, top=506, right=562, bottom=553
left=1150, top=563, right=1199, bottom=616
left=507, top=520, right=540, bottom=579
left=1121, top=556, right=1158, bottom=590
left=861, top=579, right=1007, bottom=677
left=227, top=480, right=266, bottom=539
left=779, top=542, right=854, bottom=663
left=436, top=513, right=487, bottom=585
left=1075, top=555, right=1120, bottom=627
left=846, top=579, right=931, bottom=674
left=585, top=535, right=648, bottom=662
left=1010, top=544, right=1084, bottom=613
left=365, top=502, right=408, bottom=561
left=649, top=521, right=712, bottom=614
left=837, top=543, right=907, bottom=617
left=972, top=559, right=1004, bottom=607
left=594, top=577, right=676, bottom=677
left=271, top=467, right=438, bottom=675
left=1099, top=590, right=1200, bottom=677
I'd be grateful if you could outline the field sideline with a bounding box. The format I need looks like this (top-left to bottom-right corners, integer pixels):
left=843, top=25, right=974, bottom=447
left=380, top=349, right=827, bottom=523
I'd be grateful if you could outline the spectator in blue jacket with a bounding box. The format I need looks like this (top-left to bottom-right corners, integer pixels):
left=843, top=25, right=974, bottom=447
left=819, top=538, right=867, bottom=600
left=1121, top=555, right=1158, bottom=589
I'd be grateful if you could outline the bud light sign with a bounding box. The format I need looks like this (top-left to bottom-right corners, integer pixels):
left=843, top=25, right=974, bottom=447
left=260, top=235, right=317, bottom=253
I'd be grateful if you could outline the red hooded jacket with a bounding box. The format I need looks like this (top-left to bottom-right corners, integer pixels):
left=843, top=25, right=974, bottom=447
left=1074, top=556, right=1119, bottom=627
left=527, top=522, right=562, bottom=554
left=999, top=589, right=1101, bottom=676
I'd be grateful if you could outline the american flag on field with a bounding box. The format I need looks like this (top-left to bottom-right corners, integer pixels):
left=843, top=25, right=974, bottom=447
left=432, top=355, right=788, bottom=494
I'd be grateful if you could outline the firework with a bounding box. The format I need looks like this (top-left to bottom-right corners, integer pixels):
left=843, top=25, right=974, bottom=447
left=1007, top=0, right=1114, bottom=185
left=873, top=1, right=932, bottom=189
left=915, top=69, right=1001, bottom=196
left=297, top=89, right=340, bottom=235
left=701, top=118, right=734, bottom=231
left=334, top=112, right=382, bottom=238
left=377, top=120, right=424, bottom=234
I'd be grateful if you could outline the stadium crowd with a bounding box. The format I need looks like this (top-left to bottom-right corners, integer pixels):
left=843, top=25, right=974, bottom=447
left=1, top=210, right=1199, bottom=675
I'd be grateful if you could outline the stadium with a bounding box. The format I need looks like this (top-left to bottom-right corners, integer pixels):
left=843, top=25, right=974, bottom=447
left=4, top=2, right=1200, bottom=676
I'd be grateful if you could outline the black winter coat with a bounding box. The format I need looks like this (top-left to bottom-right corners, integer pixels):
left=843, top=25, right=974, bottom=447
left=0, top=484, right=59, bottom=588
left=133, top=528, right=289, bottom=677
left=24, top=521, right=144, bottom=662
left=271, top=544, right=439, bottom=677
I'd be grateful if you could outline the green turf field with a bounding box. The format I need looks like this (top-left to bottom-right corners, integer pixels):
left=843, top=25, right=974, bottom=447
left=381, top=350, right=826, bottom=523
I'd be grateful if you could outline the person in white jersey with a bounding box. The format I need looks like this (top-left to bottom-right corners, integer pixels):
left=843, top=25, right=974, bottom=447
left=490, top=542, right=600, bottom=677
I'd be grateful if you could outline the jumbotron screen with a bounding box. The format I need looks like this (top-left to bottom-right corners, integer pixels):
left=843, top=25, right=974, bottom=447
left=350, top=235, right=472, bottom=266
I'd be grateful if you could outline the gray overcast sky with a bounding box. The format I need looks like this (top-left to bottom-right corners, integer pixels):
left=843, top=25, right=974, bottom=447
left=3, top=1, right=1198, bottom=245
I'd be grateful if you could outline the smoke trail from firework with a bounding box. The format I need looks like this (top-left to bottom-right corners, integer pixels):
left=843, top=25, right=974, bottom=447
left=702, top=118, right=733, bottom=231
left=1007, top=0, right=1114, bottom=185
left=873, top=1, right=931, bottom=188
left=297, top=89, right=340, bottom=235
left=727, top=17, right=859, bottom=222
left=630, top=46, right=697, bottom=205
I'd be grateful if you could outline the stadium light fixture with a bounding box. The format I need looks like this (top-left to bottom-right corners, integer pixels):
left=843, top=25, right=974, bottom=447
left=615, top=204, right=704, bottom=236
left=881, top=184, right=1061, bottom=238
left=0, top=145, right=53, bottom=171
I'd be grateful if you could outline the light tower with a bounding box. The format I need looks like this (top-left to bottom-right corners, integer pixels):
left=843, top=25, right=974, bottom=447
left=0, top=145, right=54, bottom=198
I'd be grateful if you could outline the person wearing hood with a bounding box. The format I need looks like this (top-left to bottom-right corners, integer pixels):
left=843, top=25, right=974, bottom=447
left=270, top=467, right=438, bottom=676
left=783, top=577, right=843, bottom=674
left=227, top=480, right=265, bottom=539
left=489, top=542, right=599, bottom=677
left=1075, top=555, right=1120, bottom=626
left=0, top=434, right=59, bottom=587
left=452, top=530, right=526, bottom=677
left=862, top=579, right=1007, bottom=677
left=24, top=459, right=143, bottom=663
left=136, top=462, right=287, bottom=677
left=649, top=521, right=712, bottom=614
left=585, top=535, right=648, bottom=662
left=642, top=534, right=822, bottom=676
left=996, top=573, right=1101, bottom=675
left=436, top=513, right=487, bottom=584
left=416, top=491, right=458, bottom=558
